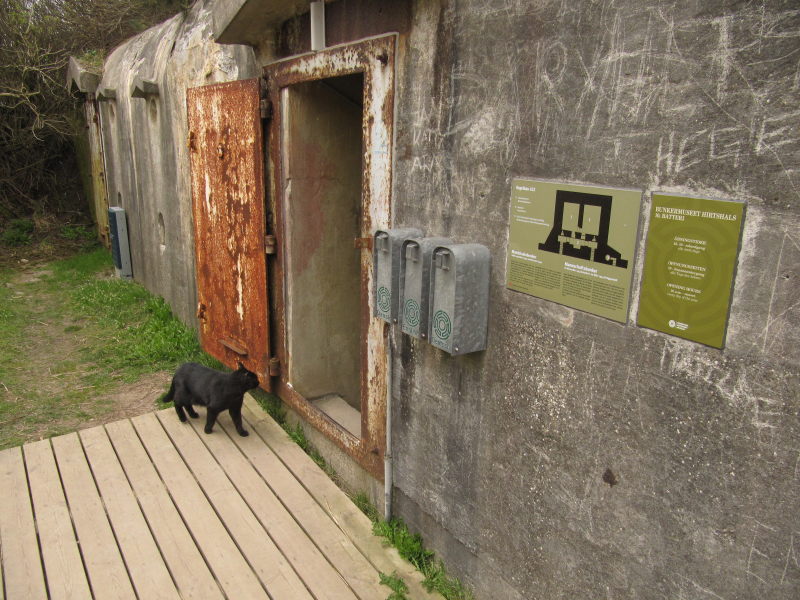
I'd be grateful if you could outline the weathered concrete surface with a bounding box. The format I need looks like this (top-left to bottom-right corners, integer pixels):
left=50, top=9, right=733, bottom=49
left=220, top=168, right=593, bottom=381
left=97, top=0, right=256, bottom=325
left=390, top=1, right=800, bottom=599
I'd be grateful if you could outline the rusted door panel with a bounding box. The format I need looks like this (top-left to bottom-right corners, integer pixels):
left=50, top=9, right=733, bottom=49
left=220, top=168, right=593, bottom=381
left=187, top=79, right=271, bottom=389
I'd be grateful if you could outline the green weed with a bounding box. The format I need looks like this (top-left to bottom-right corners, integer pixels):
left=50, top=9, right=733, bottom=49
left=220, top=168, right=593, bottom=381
left=7, top=218, right=34, bottom=234
left=357, top=497, right=473, bottom=600
left=284, top=421, right=337, bottom=479
left=373, top=518, right=435, bottom=572
left=353, top=491, right=380, bottom=522
left=1, top=218, right=35, bottom=246
left=379, top=572, right=409, bottom=600
left=251, top=387, right=287, bottom=424
left=59, top=224, right=95, bottom=241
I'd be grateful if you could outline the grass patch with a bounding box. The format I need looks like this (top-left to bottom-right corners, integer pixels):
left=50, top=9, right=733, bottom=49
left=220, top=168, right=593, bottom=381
left=0, top=247, right=216, bottom=449
left=356, top=497, right=473, bottom=600
left=45, top=247, right=216, bottom=380
left=379, top=572, right=409, bottom=600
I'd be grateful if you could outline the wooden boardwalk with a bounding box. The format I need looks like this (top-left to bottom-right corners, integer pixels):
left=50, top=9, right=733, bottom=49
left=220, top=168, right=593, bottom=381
left=0, top=397, right=438, bottom=600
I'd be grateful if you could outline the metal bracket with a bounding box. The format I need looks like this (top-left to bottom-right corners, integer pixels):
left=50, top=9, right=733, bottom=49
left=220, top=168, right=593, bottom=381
left=269, top=357, right=281, bottom=377
left=354, top=237, right=373, bottom=250
left=259, top=78, right=272, bottom=119
left=265, top=234, right=277, bottom=255
left=219, top=338, right=248, bottom=356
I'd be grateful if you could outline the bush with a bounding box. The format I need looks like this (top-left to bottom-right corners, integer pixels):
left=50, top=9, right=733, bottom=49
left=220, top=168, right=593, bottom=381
left=1, top=218, right=34, bottom=246
left=0, top=0, right=186, bottom=221
left=60, top=224, right=94, bottom=241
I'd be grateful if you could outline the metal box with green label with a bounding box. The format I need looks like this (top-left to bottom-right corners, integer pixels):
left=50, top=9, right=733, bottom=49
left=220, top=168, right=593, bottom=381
left=373, top=228, right=423, bottom=322
left=399, top=237, right=451, bottom=339
left=429, top=243, right=490, bottom=355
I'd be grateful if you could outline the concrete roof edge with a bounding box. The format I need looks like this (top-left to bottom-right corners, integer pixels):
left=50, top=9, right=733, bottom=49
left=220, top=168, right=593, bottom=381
left=211, top=0, right=312, bottom=46
left=66, top=56, right=101, bottom=94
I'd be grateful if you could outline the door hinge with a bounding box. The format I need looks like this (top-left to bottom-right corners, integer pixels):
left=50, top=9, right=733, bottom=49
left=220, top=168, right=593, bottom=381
left=269, top=357, right=281, bottom=377
left=260, top=98, right=272, bottom=120
left=259, top=78, right=272, bottom=120
left=354, top=237, right=373, bottom=251
left=265, top=234, right=277, bottom=255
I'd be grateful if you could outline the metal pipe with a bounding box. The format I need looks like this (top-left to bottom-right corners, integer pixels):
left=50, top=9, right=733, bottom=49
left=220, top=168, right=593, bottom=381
left=384, top=328, right=393, bottom=521
left=310, top=1, right=325, bottom=52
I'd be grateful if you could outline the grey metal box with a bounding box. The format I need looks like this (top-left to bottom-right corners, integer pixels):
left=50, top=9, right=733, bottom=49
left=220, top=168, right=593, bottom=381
left=399, top=237, right=451, bottom=339
left=429, top=243, right=490, bottom=355
left=108, top=206, right=133, bottom=279
left=373, top=228, right=423, bottom=322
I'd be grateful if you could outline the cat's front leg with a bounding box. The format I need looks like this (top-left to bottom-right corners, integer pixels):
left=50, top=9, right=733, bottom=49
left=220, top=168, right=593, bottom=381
left=229, top=405, right=249, bottom=437
left=174, top=404, right=188, bottom=422
left=204, top=408, right=220, bottom=434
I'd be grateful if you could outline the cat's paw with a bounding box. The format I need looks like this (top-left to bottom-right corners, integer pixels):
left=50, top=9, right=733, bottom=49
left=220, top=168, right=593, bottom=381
left=237, top=429, right=249, bottom=437
left=204, top=427, right=214, bottom=434
left=188, top=412, right=199, bottom=419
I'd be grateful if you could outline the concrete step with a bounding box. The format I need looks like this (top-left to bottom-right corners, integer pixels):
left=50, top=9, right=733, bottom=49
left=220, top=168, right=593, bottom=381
left=311, top=394, right=361, bottom=438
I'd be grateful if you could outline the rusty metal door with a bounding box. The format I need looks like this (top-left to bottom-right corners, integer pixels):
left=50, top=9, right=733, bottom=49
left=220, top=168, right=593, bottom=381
left=187, top=79, right=272, bottom=388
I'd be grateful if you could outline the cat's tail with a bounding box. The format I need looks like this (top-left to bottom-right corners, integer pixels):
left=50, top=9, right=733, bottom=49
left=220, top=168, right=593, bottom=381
left=161, top=379, right=175, bottom=403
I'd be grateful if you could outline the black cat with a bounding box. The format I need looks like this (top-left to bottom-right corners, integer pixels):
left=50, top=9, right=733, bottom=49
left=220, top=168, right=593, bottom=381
left=162, top=362, right=259, bottom=436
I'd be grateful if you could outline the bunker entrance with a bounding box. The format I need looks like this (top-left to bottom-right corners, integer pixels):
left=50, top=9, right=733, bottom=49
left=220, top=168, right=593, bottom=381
left=283, top=73, right=365, bottom=438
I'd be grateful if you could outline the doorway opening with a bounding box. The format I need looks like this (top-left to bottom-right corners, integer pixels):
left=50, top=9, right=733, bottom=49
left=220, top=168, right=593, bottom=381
left=282, top=73, right=365, bottom=438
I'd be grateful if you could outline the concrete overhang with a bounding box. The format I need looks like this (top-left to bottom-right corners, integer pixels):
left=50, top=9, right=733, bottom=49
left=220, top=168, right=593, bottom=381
left=66, top=56, right=101, bottom=95
left=130, top=78, right=160, bottom=98
left=97, top=88, right=117, bottom=101
left=212, top=0, right=320, bottom=46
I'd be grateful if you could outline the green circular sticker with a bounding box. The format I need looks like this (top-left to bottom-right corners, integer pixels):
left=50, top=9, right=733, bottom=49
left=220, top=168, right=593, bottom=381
left=377, top=286, right=391, bottom=313
left=404, top=299, right=420, bottom=327
left=432, top=310, right=452, bottom=340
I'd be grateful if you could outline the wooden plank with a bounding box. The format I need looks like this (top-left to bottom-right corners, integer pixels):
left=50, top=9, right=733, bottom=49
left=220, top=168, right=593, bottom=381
left=23, top=440, right=92, bottom=600
left=223, top=403, right=393, bottom=599
left=181, top=410, right=361, bottom=600
left=51, top=432, right=137, bottom=600
left=155, top=410, right=314, bottom=600
left=130, top=412, right=272, bottom=600
left=242, top=397, right=443, bottom=600
left=0, top=447, right=47, bottom=600
left=104, top=419, right=224, bottom=600
left=79, top=426, right=180, bottom=600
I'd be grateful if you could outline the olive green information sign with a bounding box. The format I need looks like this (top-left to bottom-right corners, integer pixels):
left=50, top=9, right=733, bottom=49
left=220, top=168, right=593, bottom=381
left=506, top=179, right=642, bottom=323
left=637, top=194, right=745, bottom=348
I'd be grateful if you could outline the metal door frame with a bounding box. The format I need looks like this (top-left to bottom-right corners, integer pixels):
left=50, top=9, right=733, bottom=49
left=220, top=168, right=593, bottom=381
left=264, top=35, right=396, bottom=479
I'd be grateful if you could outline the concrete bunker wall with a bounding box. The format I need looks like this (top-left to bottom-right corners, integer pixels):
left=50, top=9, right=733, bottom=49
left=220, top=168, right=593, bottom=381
left=97, top=0, right=256, bottom=325
left=388, top=2, right=800, bottom=599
